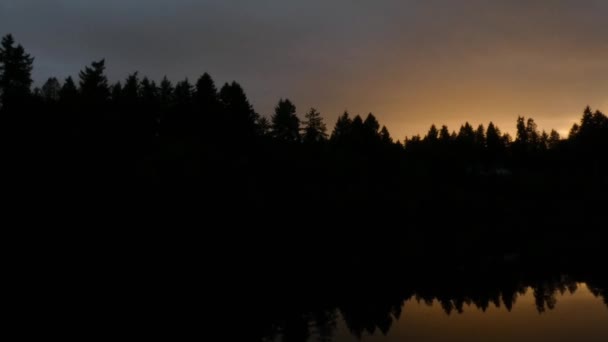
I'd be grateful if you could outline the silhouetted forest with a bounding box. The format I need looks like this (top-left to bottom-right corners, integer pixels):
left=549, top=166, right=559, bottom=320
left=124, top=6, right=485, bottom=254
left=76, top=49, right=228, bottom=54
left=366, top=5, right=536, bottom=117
left=4, top=32, right=607, bottom=235
left=4, top=33, right=608, bottom=340
left=3, top=32, right=607, bottom=246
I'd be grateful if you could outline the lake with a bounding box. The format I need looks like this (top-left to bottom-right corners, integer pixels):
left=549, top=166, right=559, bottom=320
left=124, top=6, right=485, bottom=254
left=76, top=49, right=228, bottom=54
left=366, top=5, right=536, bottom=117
left=256, top=265, right=608, bottom=342
left=283, top=283, right=608, bottom=342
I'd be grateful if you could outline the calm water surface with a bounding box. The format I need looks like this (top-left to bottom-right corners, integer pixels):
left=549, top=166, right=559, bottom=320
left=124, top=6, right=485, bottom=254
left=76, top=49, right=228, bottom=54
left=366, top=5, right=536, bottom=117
left=272, top=283, right=608, bottom=342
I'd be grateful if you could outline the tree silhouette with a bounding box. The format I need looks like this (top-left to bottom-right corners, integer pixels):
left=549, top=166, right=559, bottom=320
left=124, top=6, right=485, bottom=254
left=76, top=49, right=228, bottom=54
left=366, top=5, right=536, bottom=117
left=41, top=77, right=61, bottom=103
left=77, top=59, right=110, bottom=143
left=548, top=130, right=561, bottom=150
left=516, top=116, right=527, bottom=145
left=363, top=113, right=381, bottom=141
left=174, top=79, right=193, bottom=112
left=159, top=77, right=174, bottom=105
left=486, top=123, right=501, bottom=148
left=195, top=73, right=219, bottom=113
left=331, top=111, right=352, bottom=144
left=379, top=126, right=393, bottom=145
left=140, top=77, right=160, bottom=141
left=475, top=124, right=485, bottom=148
left=220, top=81, right=259, bottom=140
left=425, top=124, right=439, bottom=143
left=439, top=125, right=451, bottom=143
left=0, top=34, right=34, bottom=112
left=256, top=116, right=271, bottom=136
left=79, top=59, right=110, bottom=109
left=458, top=123, right=475, bottom=144
left=526, top=118, right=540, bottom=151
left=302, top=107, right=327, bottom=143
left=272, top=99, right=300, bottom=142
left=351, top=115, right=364, bottom=139
left=59, top=76, right=78, bottom=127
left=194, top=73, right=220, bottom=137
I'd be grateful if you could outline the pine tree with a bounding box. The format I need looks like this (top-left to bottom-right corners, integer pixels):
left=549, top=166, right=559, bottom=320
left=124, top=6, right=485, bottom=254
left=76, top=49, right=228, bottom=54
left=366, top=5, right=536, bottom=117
left=548, top=129, right=561, bottom=149
left=41, top=77, right=61, bottom=103
left=475, top=124, right=486, bottom=148
left=220, top=81, right=259, bottom=139
left=425, top=124, right=439, bottom=142
left=379, top=126, right=393, bottom=145
left=439, top=125, right=451, bottom=143
left=363, top=113, right=380, bottom=139
left=122, top=72, right=140, bottom=108
left=302, top=107, right=327, bottom=143
left=59, top=77, right=78, bottom=105
left=78, top=59, right=109, bottom=110
left=271, top=98, right=300, bottom=142
left=516, top=116, right=527, bottom=145
left=0, top=34, right=34, bottom=111
left=331, top=111, right=352, bottom=143
left=194, top=73, right=219, bottom=115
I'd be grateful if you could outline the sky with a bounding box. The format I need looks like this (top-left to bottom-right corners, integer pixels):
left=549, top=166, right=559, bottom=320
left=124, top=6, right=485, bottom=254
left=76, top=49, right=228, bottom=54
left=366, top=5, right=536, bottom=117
left=1, top=0, right=607, bottom=139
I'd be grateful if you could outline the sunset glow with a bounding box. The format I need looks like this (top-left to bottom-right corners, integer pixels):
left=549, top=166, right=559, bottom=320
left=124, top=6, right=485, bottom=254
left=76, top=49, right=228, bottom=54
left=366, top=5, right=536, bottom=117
left=1, top=1, right=606, bottom=138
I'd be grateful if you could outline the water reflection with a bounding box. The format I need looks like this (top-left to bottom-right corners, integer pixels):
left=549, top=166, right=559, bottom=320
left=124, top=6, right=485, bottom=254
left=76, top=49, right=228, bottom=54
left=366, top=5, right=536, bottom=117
left=259, top=272, right=608, bottom=342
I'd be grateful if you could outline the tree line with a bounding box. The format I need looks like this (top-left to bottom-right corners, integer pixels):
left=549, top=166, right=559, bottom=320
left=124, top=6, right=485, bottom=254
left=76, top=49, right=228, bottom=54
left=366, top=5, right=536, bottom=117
left=3, top=34, right=605, bottom=162
left=2, top=33, right=607, bottom=223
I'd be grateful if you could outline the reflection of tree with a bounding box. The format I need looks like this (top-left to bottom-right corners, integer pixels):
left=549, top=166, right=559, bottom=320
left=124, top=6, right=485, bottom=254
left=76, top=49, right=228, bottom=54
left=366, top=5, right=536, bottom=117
left=533, top=284, right=558, bottom=313
left=501, top=285, right=527, bottom=312
left=587, top=279, right=608, bottom=308
left=260, top=272, right=605, bottom=342
left=339, top=294, right=405, bottom=339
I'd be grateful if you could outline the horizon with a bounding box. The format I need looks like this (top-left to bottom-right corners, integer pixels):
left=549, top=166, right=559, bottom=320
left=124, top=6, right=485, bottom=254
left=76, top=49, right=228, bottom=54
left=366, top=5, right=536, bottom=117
left=2, top=0, right=606, bottom=139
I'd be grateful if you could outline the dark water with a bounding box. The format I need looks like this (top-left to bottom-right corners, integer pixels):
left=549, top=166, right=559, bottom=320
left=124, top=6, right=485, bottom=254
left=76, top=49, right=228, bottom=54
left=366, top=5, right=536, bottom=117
left=246, top=253, right=608, bottom=342
left=270, top=283, right=608, bottom=342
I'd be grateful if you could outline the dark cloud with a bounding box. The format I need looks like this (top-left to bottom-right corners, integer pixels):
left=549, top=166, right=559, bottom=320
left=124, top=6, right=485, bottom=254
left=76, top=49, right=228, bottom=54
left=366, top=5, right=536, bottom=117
left=1, top=0, right=607, bottom=137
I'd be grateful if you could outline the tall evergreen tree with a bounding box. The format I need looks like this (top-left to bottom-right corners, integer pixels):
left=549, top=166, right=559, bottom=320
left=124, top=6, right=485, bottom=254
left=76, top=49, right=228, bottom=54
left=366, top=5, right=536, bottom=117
left=439, top=125, right=451, bottom=143
left=59, top=77, right=78, bottom=106
left=158, top=77, right=174, bottom=137
left=122, top=72, right=141, bottom=108
left=569, top=123, right=580, bottom=139
left=331, top=111, right=352, bottom=143
left=351, top=115, right=364, bottom=141
left=580, top=106, right=594, bottom=132
left=379, top=126, right=393, bottom=145
left=140, top=77, right=160, bottom=140
left=159, top=77, right=174, bottom=105
left=0, top=34, right=34, bottom=111
left=363, top=113, right=380, bottom=138
left=302, top=107, right=327, bottom=143
left=425, top=124, right=439, bottom=142
left=271, top=99, right=300, bottom=142
left=194, top=73, right=219, bottom=114
left=174, top=79, right=193, bottom=107
left=475, top=124, right=486, bottom=148
left=515, top=116, right=527, bottom=145
left=256, top=116, right=271, bottom=136
left=458, top=122, right=475, bottom=144
left=526, top=118, right=539, bottom=149
left=486, top=122, right=503, bottom=156
left=194, top=73, right=220, bottom=137
left=220, top=81, right=258, bottom=139
left=41, top=77, right=61, bottom=103
left=79, top=59, right=109, bottom=110
left=548, top=129, right=561, bottom=149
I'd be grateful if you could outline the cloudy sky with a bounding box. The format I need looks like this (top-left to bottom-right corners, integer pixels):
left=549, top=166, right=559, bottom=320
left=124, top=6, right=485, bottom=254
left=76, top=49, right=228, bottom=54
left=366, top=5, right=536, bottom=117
left=1, top=0, right=607, bottom=138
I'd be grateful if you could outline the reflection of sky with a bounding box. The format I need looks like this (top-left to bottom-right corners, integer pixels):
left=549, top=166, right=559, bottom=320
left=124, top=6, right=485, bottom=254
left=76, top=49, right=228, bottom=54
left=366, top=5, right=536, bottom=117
left=1, top=1, right=607, bottom=139
left=331, top=284, right=608, bottom=342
